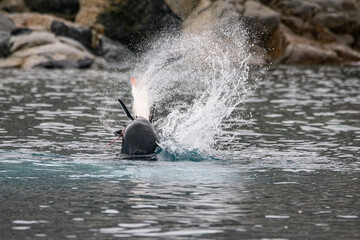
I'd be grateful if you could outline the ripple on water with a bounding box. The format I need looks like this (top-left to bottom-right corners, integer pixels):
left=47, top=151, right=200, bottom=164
left=0, top=67, right=360, bottom=239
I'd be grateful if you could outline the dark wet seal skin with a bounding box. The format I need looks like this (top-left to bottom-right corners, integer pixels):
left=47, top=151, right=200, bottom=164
left=121, top=117, right=158, bottom=155
left=115, top=99, right=158, bottom=158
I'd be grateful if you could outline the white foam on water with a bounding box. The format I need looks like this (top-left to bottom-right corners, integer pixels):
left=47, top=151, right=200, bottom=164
left=128, top=19, right=258, bottom=158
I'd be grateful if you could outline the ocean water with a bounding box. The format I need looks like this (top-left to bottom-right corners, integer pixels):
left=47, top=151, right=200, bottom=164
left=1, top=65, right=359, bottom=239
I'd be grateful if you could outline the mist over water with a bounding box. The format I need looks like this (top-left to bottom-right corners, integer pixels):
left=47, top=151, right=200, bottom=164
left=130, top=22, right=258, bottom=158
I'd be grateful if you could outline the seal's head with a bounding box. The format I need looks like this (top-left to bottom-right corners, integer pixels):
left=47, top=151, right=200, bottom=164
left=121, top=117, right=158, bottom=155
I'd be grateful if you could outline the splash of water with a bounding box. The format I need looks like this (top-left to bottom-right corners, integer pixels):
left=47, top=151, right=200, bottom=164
left=131, top=20, right=258, bottom=158
left=130, top=77, right=151, bottom=120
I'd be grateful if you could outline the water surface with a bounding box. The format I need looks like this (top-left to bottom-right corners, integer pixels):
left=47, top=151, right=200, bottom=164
left=0, top=66, right=359, bottom=239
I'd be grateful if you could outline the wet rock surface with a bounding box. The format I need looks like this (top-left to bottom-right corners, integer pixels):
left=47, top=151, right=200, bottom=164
left=177, top=0, right=360, bottom=64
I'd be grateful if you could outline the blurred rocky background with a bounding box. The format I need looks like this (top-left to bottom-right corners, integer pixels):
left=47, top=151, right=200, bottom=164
left=1, top=0, right=360, bottom=69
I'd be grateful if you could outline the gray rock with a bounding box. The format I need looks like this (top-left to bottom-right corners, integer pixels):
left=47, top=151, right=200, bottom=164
left=338, top=0, right=360, bottom=31
left=50, top=20, right=93, bottom=50
left=24, top=0, right=79, bottom=20
left=304, top=0, right=341, bottom=11
left=0, top=13, right=16, bottom=31
left=77, top=57, right=93, bottom=68
left=57, top=36, right=87, bottom=52
left=270, top=23, right=360, bottom=65
left=279, top=43, right=338, bottom=64
left=165, top=0, right=200, bottom=18
left=34, top=59, right=78, bottom=69
left=281, top=0, right=322, bottom=19
left=97, top=0, right=180, bottom=50
left=335, top=34, right=355, bottom=46
left=9, top=31, right=58, bottom=53
left=281, top=16, right=304, bottom=33
left=244, top=0, right=281, bottom=34
left=33, top=57, right=93, bottom=69
left=0, top=14, right=15, bottom=58
left=339, top=0, right=359, bottom=11
left=329, top=42, right=360, bottom=61
left=314, top=12, right=347, bottom=32
left=97, top=36, right=135, bottom=64
left=0, top=0, right=28, bottom=12
left=0, top=34, right=11, bottom=58
left=11, top=41, right=93, bottom=60
left=11, top=28, right=32, bottom=36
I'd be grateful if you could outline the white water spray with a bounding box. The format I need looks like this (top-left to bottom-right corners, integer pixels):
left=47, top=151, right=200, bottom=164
left=130, top=19, right=258, bottom=157
left=130, top=77, right=151, bottom=120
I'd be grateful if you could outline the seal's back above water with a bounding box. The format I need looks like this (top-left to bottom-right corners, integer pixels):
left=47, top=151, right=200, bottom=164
left=121, top=117, right=158, bottom=155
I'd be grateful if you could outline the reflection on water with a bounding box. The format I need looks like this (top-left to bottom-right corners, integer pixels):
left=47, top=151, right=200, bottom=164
left=0, top=66, right=360, bottom=239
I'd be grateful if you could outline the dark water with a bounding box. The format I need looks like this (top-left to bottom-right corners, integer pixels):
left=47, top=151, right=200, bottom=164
left=0, top=66, right=359, bottom=239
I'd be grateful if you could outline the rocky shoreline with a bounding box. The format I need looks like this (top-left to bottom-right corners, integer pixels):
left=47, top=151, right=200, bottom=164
left=1, top=0, right=360, bottom=69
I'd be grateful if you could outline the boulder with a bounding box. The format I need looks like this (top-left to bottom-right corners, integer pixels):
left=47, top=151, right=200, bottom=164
left=75, top=0, right=181, bottom=49
left=281, top=16, right=304, bottom=33
left=1, top=53, right=95, bottom=70
left=50, top=20, right=93, bottom=49
left=11, top=27, right=32, bottom=36
left=244, top=0, right=281, bottom=34
left=328, top=42, right=360, bottom=61
left=280, top=0, right=322, bottom=19
left=313, top=12, right=347, bottom=33
left=0, top=0, right=28, bottom=12
left=312, top=24, right=337, bottom=43
left=302, top=0, right=341, bottom=11
left=182, top=0, right=213, bottom=34
left=21, top=54, right=48, bottom=69
left=269, top=24, right=360, bottom=64
left=5, top=13, right=100, bottom=50
left=181, top=0, right=267, bottom=64
left=96, top=0, right=180, bottom=49
left=182, top=0, right=244, bottom=35
left=335, top=34, right=355, bottom=46
left=164, top=0, right=200, bottom=18
left=12, top=41, right=93, bottom=59
left=9, top=31, right=57, bottom=52
left=96, top=36, right=135, bottom=65
left=0, top=56, right=23, bottom=68
left=33, top=57, right=93, bottom=69
left=5, top=12, right=77, bottom=32
left=57, top=36, right=88, bottom=52
left=339, top=0, right=360, bottom=34
left=0, top=13, right=15, bottom=58
left=279, top=43, right=338, bottom=65
left=75, top=0, right=108, bottom=33
left=24, top=0, right=79, bottom=20
left=0, top=31, right=104, bottom=69
left=0, top=34, right=11, bottom=58
left=0, top=13, right=16, bottom=31
left=77, top=57, right=93, bottom=68
left=0, top=11, right=132, bottom=69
